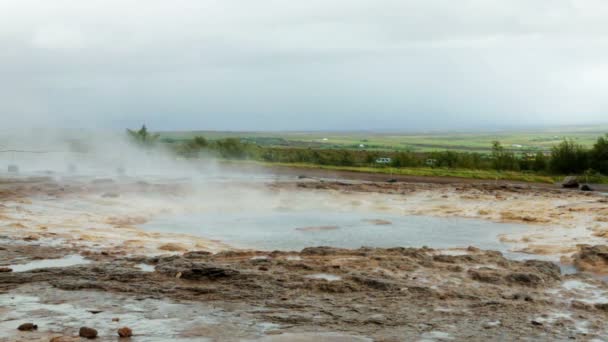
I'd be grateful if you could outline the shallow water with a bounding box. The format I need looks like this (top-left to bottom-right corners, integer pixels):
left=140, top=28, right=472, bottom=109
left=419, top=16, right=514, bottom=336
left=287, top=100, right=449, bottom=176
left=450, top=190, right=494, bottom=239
left=141, top=209, right=532, bottom=255
left=9, top=255, right=89, bottom=272
left=0, top=285, right=280, bottom=341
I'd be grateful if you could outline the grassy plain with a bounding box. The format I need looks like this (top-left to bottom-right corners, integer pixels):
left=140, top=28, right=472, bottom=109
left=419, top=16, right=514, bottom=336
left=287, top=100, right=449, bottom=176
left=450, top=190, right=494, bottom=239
left=160, top=125, right=608, bottom=153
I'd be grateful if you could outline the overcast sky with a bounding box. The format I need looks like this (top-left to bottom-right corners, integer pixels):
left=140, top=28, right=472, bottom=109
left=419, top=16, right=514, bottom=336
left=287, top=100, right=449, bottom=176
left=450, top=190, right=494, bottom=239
left=1, top=0, right=608, bottom=131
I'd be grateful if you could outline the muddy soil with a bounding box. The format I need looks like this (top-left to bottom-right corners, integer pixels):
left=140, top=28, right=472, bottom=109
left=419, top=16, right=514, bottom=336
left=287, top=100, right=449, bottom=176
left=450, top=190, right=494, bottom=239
left=1, top=175, right=608, bottom=340
left=2, top=243, right=608, bottom=341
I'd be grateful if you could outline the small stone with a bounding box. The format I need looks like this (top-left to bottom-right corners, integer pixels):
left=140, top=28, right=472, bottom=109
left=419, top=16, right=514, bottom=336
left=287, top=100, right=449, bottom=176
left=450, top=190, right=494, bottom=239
left=531, top=320, right=543, bottom=326
left=18, top=323, right=38, bottom=331
left=79, top=327, right=98, bottom=339
left=112, top=317, right=120, bottom=322
left=0, top=267, right=12, bottom=272
left=117, top=327, right=132, bottom=337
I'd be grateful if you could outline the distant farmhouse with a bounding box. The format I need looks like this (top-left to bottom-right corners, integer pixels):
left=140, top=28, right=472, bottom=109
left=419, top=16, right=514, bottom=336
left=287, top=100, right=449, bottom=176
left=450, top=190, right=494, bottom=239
left=375, top=157, right=392, bottom=164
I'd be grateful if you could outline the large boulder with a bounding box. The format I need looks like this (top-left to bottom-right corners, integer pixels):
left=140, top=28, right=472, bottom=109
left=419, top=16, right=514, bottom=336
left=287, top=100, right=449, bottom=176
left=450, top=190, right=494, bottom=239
left=561, top=176, right=579, bottom=188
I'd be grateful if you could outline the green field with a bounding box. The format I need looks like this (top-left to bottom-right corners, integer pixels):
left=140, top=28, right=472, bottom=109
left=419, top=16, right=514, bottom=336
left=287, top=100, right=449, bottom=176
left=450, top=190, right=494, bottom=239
left=159, top=125, right=608, bottom=154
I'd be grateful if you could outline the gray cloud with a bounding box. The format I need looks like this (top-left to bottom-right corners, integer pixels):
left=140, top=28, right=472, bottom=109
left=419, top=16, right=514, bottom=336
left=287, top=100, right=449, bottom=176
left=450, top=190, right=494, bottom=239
left=1, top=0, right=608, bottom=131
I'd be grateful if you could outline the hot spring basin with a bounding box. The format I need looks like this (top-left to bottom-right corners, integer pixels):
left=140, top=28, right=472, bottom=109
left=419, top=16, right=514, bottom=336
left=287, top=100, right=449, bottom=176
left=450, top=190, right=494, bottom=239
left=141, top=210, right=532, bottom=256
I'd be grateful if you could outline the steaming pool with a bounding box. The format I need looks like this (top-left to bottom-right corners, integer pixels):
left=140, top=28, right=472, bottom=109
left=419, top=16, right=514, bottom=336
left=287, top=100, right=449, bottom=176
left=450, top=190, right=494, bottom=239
left=141, top=210, right=536, bottom=258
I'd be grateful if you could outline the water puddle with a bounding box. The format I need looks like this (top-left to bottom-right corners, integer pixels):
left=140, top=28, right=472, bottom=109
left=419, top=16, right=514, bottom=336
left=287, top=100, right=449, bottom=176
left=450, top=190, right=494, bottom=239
left=136, top=263, right=155, bottom=272
left=9, top=255, right=90, bottom=272
left=305, top=274, right=342, bottom=282
left=141, top=210, right=532, bottom=256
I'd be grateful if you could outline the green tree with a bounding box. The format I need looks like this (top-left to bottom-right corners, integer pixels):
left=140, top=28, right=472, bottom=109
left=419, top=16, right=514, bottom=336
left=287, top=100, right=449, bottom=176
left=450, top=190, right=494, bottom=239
left=491, top=141, right=519, bottom=171
left=549, top=139, right=588, bottom=174
left=532, top=152, right=548, bottom=172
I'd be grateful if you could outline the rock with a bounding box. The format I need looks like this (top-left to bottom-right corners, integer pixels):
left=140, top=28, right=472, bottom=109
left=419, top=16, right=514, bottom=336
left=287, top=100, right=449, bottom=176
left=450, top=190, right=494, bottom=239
left=23, top=235, right=39, bottom=241
left=117, top=326, right=133, bottom=337
left=17, top=323, right=38, bottom=331
left=505, top=272, right=543, bottom=287
left=183, top=251, right=212, bottom=259
left=523, top=260, right=561, bottom=280
left=386, top=178, right=398, bottom=183
left=594, top=303, right=608, bottom=312
left=573, top=245, right=608, bottom=273
left=0, top=267, right=12, bottom=272
left=79, top=327, right=98, bottom=339
left=366, top=314, right=387, bottom=324
left=561, top=176, right=579, bottom=188
left=351, top=275, right=398, bottom=291
left=580, top=184, right=593, bottom=191
left=112, top=317, right=120, bottom=322
left=468, top=269, right=502, bottom=284
left=156, top=260, right=239, bottom=280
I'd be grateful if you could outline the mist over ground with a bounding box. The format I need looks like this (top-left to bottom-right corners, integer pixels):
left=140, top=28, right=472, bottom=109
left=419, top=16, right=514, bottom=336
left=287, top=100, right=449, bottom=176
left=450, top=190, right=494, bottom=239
left=1, top=0, right=608, bottom=131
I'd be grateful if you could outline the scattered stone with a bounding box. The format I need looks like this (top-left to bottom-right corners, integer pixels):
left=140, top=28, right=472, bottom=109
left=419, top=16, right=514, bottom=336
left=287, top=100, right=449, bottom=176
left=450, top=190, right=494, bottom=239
left=580, top=184, right=593, bottom=191
left=117, top=326, right=133, bottom=337
left=531, top=320, right=543, bottom=326
left=79, top=327, right=98, bottom=339
left=87, top=310, right=103, bottom=314
left=386, top=178, right=398, bottom=183
left=0, top=267, right=12, bottom=272
left=17, top=323, right=37, bottom=331
left=112, top=317, right=120, bottom=322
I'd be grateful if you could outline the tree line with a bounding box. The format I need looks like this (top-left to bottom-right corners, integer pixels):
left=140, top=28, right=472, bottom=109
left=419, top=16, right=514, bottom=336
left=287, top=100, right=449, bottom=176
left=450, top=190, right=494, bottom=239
left=127, top=126, right=608, bottom=176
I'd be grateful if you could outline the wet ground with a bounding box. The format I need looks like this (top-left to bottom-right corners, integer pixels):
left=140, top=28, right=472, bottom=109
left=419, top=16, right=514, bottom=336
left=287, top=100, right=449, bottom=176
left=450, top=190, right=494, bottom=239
left=1, top=173, right=608, bottom=340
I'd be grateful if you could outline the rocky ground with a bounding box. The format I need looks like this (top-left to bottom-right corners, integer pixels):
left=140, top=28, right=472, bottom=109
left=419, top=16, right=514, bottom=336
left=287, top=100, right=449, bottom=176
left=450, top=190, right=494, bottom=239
left=1, top=175, right=608, bottom=341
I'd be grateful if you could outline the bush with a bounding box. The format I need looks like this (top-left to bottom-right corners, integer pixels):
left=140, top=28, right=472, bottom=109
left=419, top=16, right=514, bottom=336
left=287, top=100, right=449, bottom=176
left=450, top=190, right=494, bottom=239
left=590, top=134, right=608, bottom=174
left=549, top=139, right=588, bottom=174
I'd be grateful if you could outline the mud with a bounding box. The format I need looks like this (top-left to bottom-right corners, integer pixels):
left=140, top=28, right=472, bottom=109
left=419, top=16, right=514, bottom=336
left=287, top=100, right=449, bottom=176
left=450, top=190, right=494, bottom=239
left=3, top=243, right=608, bottom=340
left=1, top=175, right=608, bottom=340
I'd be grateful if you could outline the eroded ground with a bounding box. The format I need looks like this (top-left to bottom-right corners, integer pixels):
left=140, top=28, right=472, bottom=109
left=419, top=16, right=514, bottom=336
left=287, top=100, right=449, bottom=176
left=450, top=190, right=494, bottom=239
left=1, top=175, right=608, bottom=341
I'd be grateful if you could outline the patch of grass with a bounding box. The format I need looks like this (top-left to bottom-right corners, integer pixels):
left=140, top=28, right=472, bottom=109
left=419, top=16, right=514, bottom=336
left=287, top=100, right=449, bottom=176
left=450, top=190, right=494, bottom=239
left=225, top=160, right=560, bottom=184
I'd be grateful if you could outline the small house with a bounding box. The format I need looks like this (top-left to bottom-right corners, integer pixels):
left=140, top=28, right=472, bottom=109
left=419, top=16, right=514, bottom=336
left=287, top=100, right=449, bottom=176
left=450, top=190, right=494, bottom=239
left=376, top=157, right=392, bottom=164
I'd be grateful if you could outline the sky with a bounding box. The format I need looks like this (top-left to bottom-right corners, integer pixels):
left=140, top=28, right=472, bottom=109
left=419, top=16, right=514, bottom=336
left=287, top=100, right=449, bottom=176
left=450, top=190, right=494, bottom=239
left=1, top=0, right=608, bottom=131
